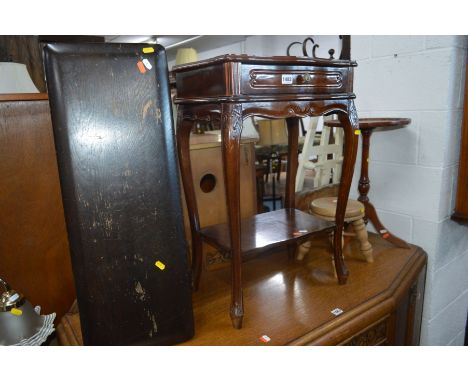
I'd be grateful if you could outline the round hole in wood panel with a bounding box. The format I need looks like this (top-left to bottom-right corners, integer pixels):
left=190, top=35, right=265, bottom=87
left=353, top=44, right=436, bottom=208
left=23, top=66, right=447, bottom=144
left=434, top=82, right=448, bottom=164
left=200, top=173, right=217, bottom=193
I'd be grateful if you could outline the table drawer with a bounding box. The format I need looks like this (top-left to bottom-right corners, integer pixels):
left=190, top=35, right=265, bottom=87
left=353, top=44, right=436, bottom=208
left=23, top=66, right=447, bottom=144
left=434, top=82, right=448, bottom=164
left=241, top=64, right=351, bottom=96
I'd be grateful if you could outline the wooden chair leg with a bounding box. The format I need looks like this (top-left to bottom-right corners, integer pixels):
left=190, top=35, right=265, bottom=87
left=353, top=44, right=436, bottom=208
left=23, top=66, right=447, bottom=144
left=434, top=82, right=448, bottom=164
left=351, top=218, right=373, bottom=263
left=276, top=156, right=282, bottom=181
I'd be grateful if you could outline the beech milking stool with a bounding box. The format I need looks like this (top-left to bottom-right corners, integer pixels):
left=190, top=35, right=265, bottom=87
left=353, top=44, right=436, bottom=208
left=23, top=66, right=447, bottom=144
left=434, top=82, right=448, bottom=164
left=296, top=197, right=373, bottom=265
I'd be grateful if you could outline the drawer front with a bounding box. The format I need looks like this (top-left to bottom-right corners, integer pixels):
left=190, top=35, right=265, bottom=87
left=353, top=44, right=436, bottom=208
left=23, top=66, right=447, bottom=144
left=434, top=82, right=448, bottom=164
left=175, top=64, right=228, bottom=99
left=241, top=64, right=351, bottom=96
left=340, top=318, right=389, bottom=346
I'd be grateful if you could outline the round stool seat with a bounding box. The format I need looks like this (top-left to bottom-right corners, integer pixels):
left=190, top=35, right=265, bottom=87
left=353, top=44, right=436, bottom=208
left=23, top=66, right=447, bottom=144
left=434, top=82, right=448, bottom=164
left=310, top=197, right=364, bottom=220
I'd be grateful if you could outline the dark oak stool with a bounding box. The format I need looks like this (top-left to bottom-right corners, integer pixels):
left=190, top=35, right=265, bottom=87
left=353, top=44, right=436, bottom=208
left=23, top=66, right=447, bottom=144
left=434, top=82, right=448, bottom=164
left=173, top=55, right=360, bottom=329
left=44, top=43, right=194, bottom=345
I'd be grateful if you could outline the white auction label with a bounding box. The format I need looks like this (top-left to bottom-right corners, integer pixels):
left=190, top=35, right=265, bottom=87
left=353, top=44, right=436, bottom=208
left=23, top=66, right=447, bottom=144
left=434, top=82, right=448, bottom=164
left=142, top=58, right=152, bottom=70
left=281, top=74, right=293, bottom=84
left=331, top=308, right=344, bottom=316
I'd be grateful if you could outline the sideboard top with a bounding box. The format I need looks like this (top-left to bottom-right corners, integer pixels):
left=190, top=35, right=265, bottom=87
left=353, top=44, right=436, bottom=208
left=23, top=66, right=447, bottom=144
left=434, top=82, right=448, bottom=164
left=0, top=93, right=48, bottom=102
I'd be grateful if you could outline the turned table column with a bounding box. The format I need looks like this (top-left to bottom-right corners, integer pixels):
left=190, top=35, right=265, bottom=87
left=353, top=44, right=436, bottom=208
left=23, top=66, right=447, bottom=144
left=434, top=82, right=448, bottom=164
left=326, top=117, right=411, bottom=248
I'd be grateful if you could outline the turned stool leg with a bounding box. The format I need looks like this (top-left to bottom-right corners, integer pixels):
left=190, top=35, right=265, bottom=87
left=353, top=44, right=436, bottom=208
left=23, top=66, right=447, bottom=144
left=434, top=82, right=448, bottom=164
left=296, top=241, right=311, bottom=260
left=329, top=231, right=345, bottom=248
left=351, top=218, right=373, bottom=263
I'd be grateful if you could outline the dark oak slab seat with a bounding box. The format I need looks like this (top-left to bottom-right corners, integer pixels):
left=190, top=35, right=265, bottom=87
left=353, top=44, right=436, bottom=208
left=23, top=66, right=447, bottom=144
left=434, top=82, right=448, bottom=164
left=182, top=234, right=426, bottom=345
left=44, top=43, right=194, bottom=345
left=200, top=208, right=334, bottom=254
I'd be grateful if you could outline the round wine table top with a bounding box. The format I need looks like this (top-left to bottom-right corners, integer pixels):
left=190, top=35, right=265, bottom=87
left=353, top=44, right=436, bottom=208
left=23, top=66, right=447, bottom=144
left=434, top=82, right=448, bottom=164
left=325, top=117, right=411, bottom=131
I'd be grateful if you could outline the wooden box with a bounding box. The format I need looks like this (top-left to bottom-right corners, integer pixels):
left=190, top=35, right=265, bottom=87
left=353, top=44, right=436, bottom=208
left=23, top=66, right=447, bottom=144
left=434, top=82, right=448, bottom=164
left=183, top=131, right=257, bottom=270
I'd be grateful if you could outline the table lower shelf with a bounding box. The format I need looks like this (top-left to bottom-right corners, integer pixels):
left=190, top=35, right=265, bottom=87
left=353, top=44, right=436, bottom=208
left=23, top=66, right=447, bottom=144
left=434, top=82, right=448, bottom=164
left=199, top=208, right=334, bottom=255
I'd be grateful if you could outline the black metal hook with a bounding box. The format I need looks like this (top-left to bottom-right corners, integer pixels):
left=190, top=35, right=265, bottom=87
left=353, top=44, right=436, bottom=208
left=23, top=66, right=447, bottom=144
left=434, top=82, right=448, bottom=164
left=286, top=37, right=320, bottom=58
left=286, top=36, right=350, bottom=60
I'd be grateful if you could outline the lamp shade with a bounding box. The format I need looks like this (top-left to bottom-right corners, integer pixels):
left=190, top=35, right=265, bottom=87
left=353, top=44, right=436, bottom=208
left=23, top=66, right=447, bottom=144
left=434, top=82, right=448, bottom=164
left=0, top=62, right=39, bottom=93
left=175, top=48, right=198, bottom=65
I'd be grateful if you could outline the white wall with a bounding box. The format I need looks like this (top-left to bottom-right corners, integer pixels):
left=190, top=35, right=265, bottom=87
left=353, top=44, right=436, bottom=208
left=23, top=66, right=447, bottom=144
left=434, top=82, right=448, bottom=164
left=352, top=36, right=468, bottom=345
left=170, top=35, right=468, bottom=345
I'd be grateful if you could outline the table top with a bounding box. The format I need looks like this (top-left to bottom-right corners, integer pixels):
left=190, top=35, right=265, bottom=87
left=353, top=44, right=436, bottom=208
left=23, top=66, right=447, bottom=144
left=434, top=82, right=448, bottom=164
left=173, top=54, right=357, bottom=104
left=172, top=54, right=357, bottom=73
left=325, top=117, right=411, bottom=131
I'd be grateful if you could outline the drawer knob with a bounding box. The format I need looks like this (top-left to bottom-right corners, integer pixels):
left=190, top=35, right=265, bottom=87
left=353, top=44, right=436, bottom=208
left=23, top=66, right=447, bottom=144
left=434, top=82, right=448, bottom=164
left=297, top=74, right=312, bottom=84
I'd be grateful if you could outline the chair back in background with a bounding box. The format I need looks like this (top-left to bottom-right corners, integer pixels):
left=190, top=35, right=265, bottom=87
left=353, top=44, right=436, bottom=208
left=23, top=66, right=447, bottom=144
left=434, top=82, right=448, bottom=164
left=296, top=117, right=344, bottom=192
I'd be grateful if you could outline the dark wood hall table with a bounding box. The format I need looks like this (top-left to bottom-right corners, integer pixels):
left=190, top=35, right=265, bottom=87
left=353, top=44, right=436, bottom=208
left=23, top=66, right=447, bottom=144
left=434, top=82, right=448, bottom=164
left=172, top=54, right=359, bottom=329
left=325, top=117, right=412, bottom=248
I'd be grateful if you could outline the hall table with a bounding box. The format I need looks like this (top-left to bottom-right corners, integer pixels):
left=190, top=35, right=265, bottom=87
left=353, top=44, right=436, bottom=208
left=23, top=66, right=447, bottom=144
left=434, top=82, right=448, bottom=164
left=325, top=118, right=412, bottom=249
left=173, top=54, right=360, bottom=329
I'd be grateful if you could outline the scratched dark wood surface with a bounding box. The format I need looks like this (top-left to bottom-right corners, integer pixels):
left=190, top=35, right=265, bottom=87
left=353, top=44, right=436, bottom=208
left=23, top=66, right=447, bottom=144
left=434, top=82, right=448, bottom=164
left=44, top=43, right=194, bottom=345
